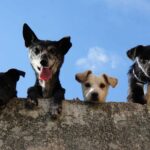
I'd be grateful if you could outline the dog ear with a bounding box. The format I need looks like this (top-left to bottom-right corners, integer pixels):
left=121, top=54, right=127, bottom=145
left=6, top=69, right=25, bottom=82
left=23, top=23, right=38, bottom=47
left=75, top=70, right=92, bottom=83
left=58, top=36, right=72, bottom=55
left=16, top=70, right=26, bottom=78
left=127, top=45, right=143, bottom=60
left=103, top=74, right=118, bottom=88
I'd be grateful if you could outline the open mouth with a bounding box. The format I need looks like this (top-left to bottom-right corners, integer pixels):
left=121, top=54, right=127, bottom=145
left=38, top=66, right=52, bottom=81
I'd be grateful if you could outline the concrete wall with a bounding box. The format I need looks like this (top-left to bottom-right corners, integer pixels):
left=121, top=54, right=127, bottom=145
left=0, top=98, right=150, bottom=150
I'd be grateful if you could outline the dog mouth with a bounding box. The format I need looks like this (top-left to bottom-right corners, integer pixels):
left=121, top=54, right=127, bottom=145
left=38, top=65, right=54, bottom=81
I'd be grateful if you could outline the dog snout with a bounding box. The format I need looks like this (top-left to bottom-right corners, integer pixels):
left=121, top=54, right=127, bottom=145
left=40, top=60, right=48, bottom=67
left=91, top=92, right=99, bottom=101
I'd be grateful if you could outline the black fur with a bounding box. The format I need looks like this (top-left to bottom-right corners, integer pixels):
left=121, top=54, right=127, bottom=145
left=23, top=23, right=72, bottom=118
left=0, top=69, right=25, bottom=106
left=127, top=45, right=150, bottom=104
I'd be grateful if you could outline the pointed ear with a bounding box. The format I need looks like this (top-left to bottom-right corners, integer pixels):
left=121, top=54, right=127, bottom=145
left=103, top=74, right=118, bottom=88
left=75, top=70, right=92, bottom=83
left=58, top=36, right=72, bottom=55
left=127, top=45, right=143, bottom=61
left=23, top=23, right=38, bottom=47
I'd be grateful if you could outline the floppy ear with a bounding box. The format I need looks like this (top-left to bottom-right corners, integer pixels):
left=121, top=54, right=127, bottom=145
left=16, top=70, right=26, bottom=78
left=58, top=36, right=72, bottom=55
left=23, top=23, right=38, bottom=47
left=6, top=69, right=25, bottom=81
left=127, top=45, right=143, bottom=61
left=75, top=70, right=92, bottom=83
left=103, top=74, right=118, bottom=88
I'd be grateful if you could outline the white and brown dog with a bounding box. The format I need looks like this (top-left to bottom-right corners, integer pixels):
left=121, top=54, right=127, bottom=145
left=75, top=70, right=118, bottom=103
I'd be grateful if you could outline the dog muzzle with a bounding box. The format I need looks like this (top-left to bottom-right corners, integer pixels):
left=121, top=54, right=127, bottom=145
left=39, top=67, right=52, bottom=81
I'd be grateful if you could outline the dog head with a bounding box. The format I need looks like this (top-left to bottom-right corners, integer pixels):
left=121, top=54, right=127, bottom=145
left=75, top=70, right=118, bottom=103
left=6, top=69, right=25, bottom=82
left=127, top=45, right=150, bottom=77
left=23, top=23, right=72, bottom=81
left=0, top=69, right=25, bottom=106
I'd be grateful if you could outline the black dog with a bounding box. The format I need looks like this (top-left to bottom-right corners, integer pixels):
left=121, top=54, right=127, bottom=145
left=127, top=45, right=150, bottom=104
left=22, top=23, right=72, bottom=118
left=0, top=69, right=25, bottom=106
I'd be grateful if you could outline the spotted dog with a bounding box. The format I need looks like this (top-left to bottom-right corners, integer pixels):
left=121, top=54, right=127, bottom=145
left=23, top=23, right=72, bottom=118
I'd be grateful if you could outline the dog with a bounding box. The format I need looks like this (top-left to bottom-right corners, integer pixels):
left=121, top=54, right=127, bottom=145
left=22, top=23, right=72, bottom=118
left=0, top=69, right=25, bottom=106
left=127, top=45, right=150, bottom=104
left=75, top=70, right=118, bottom=103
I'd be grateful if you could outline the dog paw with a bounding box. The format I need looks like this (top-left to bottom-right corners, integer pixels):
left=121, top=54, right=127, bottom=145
left=73, top=97, right=80, bottom=101
left=128, top=97, right=147, bottom=104
left=25, top=99, right=38, bottom=109
left=50, top=104, right=62, bottom=119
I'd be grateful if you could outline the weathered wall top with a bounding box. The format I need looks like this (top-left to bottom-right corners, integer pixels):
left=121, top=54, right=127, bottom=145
left=0, top=98, right=150, bottom=150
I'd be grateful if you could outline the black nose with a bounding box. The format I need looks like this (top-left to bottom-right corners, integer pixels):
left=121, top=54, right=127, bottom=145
left=91, top=92, right=98, bottom=100
left=40, top=60, right=48, bottom=67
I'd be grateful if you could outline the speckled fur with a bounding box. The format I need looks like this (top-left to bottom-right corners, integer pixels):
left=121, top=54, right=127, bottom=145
left=23, top=23, right=72, bottom=118
left=127, top=45, right=150, bottom=104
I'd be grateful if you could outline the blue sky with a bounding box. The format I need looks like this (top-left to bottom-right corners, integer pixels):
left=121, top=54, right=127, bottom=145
left=0, top=0, right=150, bottom=102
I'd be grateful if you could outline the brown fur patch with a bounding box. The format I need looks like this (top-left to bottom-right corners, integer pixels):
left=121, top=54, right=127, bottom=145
left=103, top=74, right=118, bottom=88
left=75, top=70, right=92, bottom=83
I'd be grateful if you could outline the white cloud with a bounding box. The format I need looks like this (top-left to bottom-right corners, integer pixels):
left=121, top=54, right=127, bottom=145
left=76, top=47, right=120, bottom=71
left=88, top=47, right=109, bottom=63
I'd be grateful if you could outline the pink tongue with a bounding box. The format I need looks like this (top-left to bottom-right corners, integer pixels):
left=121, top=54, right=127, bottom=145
left=39, top=67, right=52, bottom=81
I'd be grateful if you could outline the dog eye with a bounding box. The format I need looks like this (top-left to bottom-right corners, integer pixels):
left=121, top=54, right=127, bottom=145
left=85, top=83, right=91, bottom=88
left=35, top=48, right=40, bottom=54
left=99, top=83, right=105, bottom=89
left=49, top=48, right=56, bottom=54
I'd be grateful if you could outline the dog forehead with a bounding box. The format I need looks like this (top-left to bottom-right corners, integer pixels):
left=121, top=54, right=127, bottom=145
left=31, top=40, right=57, bottom=48
left=39, top=40, right=57, bottom=46
left=139, top=46, right=150, bottom=58
left=88, top=74, right=105, bottom=83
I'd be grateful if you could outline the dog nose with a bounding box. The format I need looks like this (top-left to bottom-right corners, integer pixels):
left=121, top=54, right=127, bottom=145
left=40, top=60, right=48, bottom=67
left=91, top=92, right=98, bottom=100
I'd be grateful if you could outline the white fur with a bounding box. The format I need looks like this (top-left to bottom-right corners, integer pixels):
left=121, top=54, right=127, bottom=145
left=85, top=88, right=95, bottom=100
left=136, top=57, right=150, bottom=78
left=39, top=80, right=46, bottom=88
left=28, top=49, right=55, bottom=76
left=28, top=48, right=57, bottom=91
left=28, top=49, right=41, bottom=74
left=133, top=69, right=145, bottom=84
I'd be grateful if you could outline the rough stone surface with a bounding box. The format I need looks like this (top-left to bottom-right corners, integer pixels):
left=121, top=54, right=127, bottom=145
left=0, top=98, right=150, bottom=150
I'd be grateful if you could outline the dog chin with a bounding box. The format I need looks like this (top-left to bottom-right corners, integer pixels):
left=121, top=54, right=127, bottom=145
left=85, top=97, right=98, bottom=102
